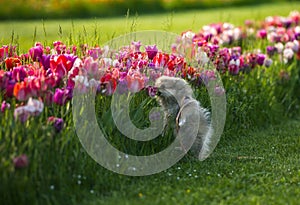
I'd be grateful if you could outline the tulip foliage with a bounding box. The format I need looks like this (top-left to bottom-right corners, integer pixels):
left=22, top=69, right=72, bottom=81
left=0, top=10, right=300, bottom=169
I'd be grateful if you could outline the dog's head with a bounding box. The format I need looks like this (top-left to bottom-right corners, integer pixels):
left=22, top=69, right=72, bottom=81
left=154, top=76, right=193, bottom=104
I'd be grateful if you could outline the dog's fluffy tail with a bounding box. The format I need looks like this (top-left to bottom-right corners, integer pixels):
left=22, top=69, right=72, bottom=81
left=198, top=123, right=213, bottom=161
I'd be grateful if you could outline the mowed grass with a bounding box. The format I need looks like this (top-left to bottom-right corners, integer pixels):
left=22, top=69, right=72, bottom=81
left=1, top=2, right=300, bottom=205
left=77, top=120, right=300, bottom=205
left=0, top=1, right=299, bottom=52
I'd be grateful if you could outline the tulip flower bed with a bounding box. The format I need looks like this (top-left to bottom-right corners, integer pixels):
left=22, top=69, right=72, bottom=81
left=1, top=10, right=300, bottom=205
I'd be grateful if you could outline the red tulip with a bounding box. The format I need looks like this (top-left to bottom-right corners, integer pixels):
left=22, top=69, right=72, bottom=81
left=5, top=57, right=21, bottom=69
left=99, top=73, right=117, bottom=95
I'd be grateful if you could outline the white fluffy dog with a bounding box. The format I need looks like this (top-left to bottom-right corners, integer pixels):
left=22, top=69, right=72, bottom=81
left=155, top=76, right=213, bottom=160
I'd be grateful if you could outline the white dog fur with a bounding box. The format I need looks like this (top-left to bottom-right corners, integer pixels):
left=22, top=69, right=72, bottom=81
left=155, top=76, right=213, bottom=160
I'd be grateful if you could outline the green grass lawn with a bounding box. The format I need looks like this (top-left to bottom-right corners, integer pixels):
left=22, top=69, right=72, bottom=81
left=86, top=119, right=300, bottom=205
left=1, top=2, right=300, bottom=205
left=0, top=2, right=299, bottom=52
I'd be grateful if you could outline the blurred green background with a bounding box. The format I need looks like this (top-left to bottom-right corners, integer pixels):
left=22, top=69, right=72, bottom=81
left=0, top=0, right=299, bottom=20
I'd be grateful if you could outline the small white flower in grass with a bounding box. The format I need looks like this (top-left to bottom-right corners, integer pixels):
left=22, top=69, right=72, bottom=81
left=50, top=185, right=55, bottom=190
left=116, top=164, right=120, bottom=168
left=127, top=166, right=137, bottom=171
left=177, top=176, right=180, bottom=180
left=90, top=190, right=94, bottom=194
left=77, top=180, right=81, bottom=185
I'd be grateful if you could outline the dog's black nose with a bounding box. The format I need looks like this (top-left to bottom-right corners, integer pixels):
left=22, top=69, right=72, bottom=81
left=156, top=90, right=162, bottom=96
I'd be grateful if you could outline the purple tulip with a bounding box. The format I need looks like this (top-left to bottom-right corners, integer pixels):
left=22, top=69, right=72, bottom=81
left=266, top=46, right=277, bottom=57
left=64, top=54, right=78, bottom=65
left=54, top=118, right=64, bottom=132
left=48, top=116, right=64, bottom=133
left=53, top=88, right=68, bottom=106
left=40, top=54, right=51, bottom=70
left=12, top=66, right=27, bottom=82
left=53, top=87, right=72, bottom=106
left=29, top=45, right=43, bottom=61
left=53, top=88, right=64, bottom=105
left=256, top=54, right=266, bottom=66
left=145, top=45, right=158, bottom=60
left=5, top=80, right=16, bottom=98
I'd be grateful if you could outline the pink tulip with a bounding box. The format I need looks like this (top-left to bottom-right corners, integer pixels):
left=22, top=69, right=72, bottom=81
left=126, top=72, right=145, bottom=93
left=256, top=29, right=267, bottom=39
left=1, top=101, right=10, bottom=113
left=215, top=85, right=225, bottom=96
